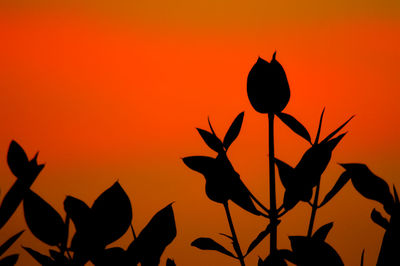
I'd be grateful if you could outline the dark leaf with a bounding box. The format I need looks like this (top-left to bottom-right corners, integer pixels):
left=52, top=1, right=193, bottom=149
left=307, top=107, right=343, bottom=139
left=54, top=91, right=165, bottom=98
left=0, top=180, right=33, bottom=230
left=289, top=236, right=344, bottom=265
left=127, top=203, right=176, bottom=266
left=91, top=182, right=132, bottom=246
left=7, top=140, right=29, bottom=180
left=7, top=140, right=44, bottom=183
left=23, top=246, right=54, bottom=266
left=319, top=172, right=351, bottom=208
left=223, top=112, right=244, bottom=150
left=277, top=113, right=311, bottom=144
left=0, top=230, right=23, bottom=257
left=197, top=128, right=224, bottom=153
left=343, top=164, right=394, bottom=214
left=246, top=222, right=279, bottom=256
left=182, top=156, right=215, bottom=176
left=282, top=189, right=300, bottom=211
left=312, top=222, right=333, bottom=241
left=320, top=115, right=354, bottom=144
left=275, top=158, right=295, bottom=189
left=23, top=190, right=66, bottom=246
left=0, top=254, right=19, bottom=266
left=361, top=249, right=365, bottom=266
left=325, top=133, right=347, bottom=151
left=314, top=108, right=325, bottom=144
left=64, top=196, right=91, bottom=233
left=393, top=185, right=399, bottom=204
left=166, top=258, right=176, bottom=266
left=191, top=238, right=236, bottom=258
left=371, top=209, right=389, bottom=229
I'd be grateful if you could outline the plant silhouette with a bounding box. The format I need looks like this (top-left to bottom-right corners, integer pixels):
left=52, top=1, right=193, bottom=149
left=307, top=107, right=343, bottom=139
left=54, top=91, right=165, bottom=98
left=0, top=53, right=398, bottom=265
left=0, top=141, right=177, bottom=266
left=183, top=52, right=399, bottom=265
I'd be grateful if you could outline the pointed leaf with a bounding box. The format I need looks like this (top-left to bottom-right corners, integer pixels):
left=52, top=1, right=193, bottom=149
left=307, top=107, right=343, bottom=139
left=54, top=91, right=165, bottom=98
left=343, top=164, right=394, bottom=214
left=127, top=203, right=176, bottom=266
left=275, top=158, right=295, bottom=189
left=91, top=182, right=132, bottom=246
left=191, top=238, right=236, bottom=258
left=320, top=115, right=354, bottom=144
left=64, top=196, right=91, bottom=232
left=182, top=156, right=215, bottom=176
left=23, top=190, right=66, bottom=246
left=223, top=112, right=244, bottom=149
left=312, top=222, right=333, bottom=241
left=23, top=246, right=54, bottom=265
left=166, top=258, right=176, bottom=266
left=0, top=231, right=24, bottom=256
left=361, top=249, right=365, bottom=266
left=371, top=209, right=389, bottom=229
left=7, top=140, right=29, bottom=180
left=219, top=233, right=233, bottom=241
left=277, top=113, right=311, bottom=144
left=197, top=128, right=224, bottom=152
left=0, top=254, right=19, bottom=266
left=7, top=140, right=44, bottom=183
left=314, top=108, right=325, bottom=144
left=319, top=172, right=351, bottom=207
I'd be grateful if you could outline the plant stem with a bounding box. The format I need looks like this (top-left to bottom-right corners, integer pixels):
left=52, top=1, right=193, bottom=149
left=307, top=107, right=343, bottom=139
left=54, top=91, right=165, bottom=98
left=307, top=180, right=321, bottom=238
left=268, top=113, right=278, bottom=254
left=223, top=202, right=245, bottom=266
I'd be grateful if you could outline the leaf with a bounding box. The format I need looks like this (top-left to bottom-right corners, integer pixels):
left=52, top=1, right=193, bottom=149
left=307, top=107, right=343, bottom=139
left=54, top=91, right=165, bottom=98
left=319, top=172, right=351, bottom=207
left=7, top=140, right=29, bottom=180
left=127, top=203, right=176, bottom=266
left=166, top=258, right=176, bottom=266
left=219, top=233, right=233, bottom=240
left=23, top=190, right=66, bottom=246
left=23, top=246, right=54, bottom=266
left=0, top=180, right=31, bottom=230
left=360, top=249, right=365, bottom=266
left=182, top=156, right=215, bottom=176
left=275, top=158, right=295, bottom=189
left=64, top=196, right=91, bottom=233
left=0, top=230, right=24, bottom=256
left=91, top=182, right=132, bottom=246
left=343, top=164, right=394, bottom=214
left=314, top=108, right=325, bottom=144
left=277, top=113, right=311, bottom=144
left=0, top=254, right=19, bottom=266
left=312, top=222, right=333, bottom=241
left=246, top=222, right=278, bottom=256
left=92, top=247, right=126, bottom=266
left=191, top=238, right=236, bottom=258
left=289, top=236, right=344, bottom=265
left=320, top=115, right=354, bottom=144
left=197, top=128, right=224, bottom=152
left=7, top=140, right=44, bottom=183
left=371, top=209, right=389, bottom=229
left=223, top=112, right=244, bottom=150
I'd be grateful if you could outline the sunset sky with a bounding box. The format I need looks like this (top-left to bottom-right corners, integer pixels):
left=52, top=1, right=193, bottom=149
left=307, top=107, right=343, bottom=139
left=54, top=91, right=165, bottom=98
left=0, top=1, right=399, bottom=265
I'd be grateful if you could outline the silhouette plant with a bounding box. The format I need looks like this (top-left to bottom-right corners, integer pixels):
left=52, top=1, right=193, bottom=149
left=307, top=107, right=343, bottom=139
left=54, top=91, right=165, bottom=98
left=183, top=52, right=358, bottom=265
left=0, top=140, right=177, bottom=266
left=332, top=163, right=399, bottom=265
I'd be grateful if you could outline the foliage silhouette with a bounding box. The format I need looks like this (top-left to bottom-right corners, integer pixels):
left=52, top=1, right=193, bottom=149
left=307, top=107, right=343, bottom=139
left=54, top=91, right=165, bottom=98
left=0, top=141, right=177, bottom=266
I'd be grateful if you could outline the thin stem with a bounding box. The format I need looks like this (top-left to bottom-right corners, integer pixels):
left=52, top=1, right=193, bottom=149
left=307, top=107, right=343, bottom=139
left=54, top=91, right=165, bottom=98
left=224, top=202, right=245, bottom=266
left=268, top=113, right=278, bottom=254
left=307, top=180, right=321, bottom=238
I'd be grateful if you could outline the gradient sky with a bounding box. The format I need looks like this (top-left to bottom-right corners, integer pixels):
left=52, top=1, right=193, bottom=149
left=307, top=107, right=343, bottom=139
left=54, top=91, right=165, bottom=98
left=0, top=1, right=399, bottom=265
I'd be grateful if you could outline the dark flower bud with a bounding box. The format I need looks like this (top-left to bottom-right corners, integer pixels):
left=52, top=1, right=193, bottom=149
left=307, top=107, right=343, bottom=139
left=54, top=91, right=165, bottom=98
left=247, top=52, right=290, bottom=113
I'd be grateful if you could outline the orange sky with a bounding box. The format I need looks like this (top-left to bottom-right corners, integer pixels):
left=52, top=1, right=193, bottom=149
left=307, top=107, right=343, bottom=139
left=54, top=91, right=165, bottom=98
left=0, top=1, right=399, bottom=265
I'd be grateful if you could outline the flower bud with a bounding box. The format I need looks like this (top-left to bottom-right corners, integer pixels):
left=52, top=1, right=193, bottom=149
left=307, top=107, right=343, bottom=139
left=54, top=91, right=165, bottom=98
left=247, top=52, right=290, bottom=113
